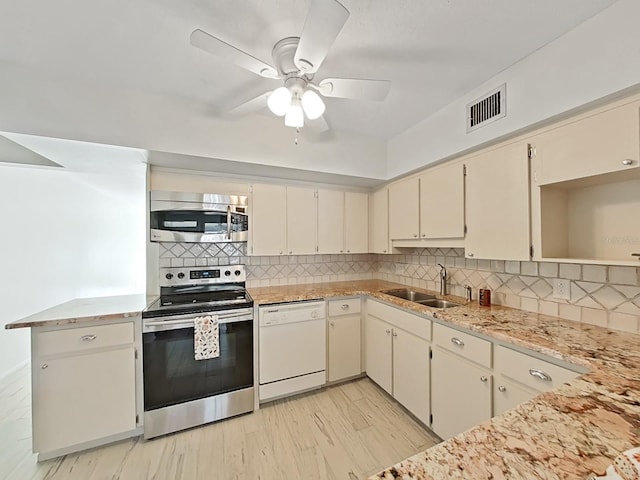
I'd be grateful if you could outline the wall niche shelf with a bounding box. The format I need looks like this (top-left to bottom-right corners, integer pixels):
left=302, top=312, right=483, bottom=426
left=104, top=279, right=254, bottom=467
left=537, top=168, right=640, bottom=265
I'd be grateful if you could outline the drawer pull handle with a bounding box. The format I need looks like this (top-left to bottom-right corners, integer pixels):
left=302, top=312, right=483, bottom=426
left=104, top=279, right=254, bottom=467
left=529, top=369, right=552, bottom=382
left=41, top=364, right=48, bottom=370
left=450, top=337, right=464, bottom=347
left=341, top=304, right=349, bottom=309
left=81, top=334, right=97, bottom=342
left=498, top=385, right=506, bottom=392
left=480, top=376, right=488, bottom=383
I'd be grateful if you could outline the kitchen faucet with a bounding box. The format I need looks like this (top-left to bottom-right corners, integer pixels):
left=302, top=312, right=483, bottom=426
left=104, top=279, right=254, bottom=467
left=463, top=284, right=472, bottom=302
left=437, top=263, right=447, bottom=296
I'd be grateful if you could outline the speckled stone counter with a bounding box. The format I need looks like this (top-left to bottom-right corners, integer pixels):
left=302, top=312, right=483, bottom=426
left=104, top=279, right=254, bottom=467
left=5, top=294, right=151, bottom=329
left=249, top=280, right=640, bottom=480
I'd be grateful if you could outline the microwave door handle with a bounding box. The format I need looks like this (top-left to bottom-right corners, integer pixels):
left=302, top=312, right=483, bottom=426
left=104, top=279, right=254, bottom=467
left=226, top=206, right=231, bottom=240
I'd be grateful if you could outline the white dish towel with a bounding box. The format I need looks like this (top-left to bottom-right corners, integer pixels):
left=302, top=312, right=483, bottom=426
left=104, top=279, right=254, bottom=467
left=194, top=315, right=220, bottom=360
left=592, top=447, right=640, bottom=480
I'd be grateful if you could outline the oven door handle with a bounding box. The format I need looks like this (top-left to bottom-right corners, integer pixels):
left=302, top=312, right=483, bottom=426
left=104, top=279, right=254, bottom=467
left=144, top=311, right=252, bottom=329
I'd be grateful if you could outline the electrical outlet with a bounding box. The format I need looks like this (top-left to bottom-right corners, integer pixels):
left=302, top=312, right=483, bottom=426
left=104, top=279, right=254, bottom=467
left=553, top=279, right=571, bottom=300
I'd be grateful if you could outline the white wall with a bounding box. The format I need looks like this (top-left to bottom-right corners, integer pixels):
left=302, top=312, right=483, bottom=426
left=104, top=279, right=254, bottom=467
left=387, top=0, right=640, bottom=178
left=0, top=161, right=146, bottom=380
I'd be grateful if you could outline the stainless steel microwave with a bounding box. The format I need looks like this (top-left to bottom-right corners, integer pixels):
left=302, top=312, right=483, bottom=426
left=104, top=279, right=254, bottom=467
left=150, top=191, right=248, bottom=243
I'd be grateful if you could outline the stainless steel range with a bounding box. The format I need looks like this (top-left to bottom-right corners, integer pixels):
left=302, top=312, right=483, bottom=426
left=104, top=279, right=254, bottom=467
left=142, top=265, right=254, bottom=439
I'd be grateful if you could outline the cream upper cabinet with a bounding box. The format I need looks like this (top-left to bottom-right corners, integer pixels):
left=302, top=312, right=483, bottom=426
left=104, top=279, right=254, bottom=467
left=344, top=192, right=368, bottom=253
left=465, top=141, right=531, bottom=261
left=532, top=100, right=640, bottom=186
left=318, top=189, right=344, bottom=254
left=389, top=177, right=420, bottom=240
left=419, top=161, right=465, bottom=239
left=286, top=186, right=317, bottom=255
left=251, top=184, right=287, bottom=255
left=370, top=188, right=390, bottom=254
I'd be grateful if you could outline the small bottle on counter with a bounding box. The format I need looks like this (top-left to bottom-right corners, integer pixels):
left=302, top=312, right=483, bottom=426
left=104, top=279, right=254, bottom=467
left=479, top=288, right=491, bottom=306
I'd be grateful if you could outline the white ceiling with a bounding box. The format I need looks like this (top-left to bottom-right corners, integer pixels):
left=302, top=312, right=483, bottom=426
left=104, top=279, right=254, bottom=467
left=0, top=0, right=618, bottom=177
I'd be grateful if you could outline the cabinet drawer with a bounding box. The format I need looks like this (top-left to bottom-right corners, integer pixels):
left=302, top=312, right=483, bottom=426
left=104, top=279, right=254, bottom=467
left=367, top=300, right=431, bottom=341
left=433, top=323, right=491, bottom=368
left=37, top=322, right=134, bottom=357
left=495, top=345, right=580, bottom=393
left=328, top=298, right=361, bottom=317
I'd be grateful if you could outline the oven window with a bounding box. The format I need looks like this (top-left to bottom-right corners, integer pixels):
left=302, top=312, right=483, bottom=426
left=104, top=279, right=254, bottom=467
left=150, top=210, right=228, bottom=233
left=143, top=320, right=253, bottom=411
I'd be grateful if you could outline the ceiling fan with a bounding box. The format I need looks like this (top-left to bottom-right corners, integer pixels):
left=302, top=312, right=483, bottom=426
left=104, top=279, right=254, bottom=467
left=190, top=0, right=391, bottom=132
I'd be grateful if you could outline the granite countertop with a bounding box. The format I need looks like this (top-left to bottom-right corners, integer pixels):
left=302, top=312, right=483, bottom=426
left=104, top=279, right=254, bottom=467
left=7, top=281, right=640, bottom=478
left=250, top=280, right=640, bottom=480
left=4, top=294, right=152, bottom=329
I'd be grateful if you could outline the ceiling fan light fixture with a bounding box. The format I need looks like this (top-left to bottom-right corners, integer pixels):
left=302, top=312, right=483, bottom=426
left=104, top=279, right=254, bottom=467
left=267, top=86, right=292, bottom=116
left=301, top=89, right=325, bottom=120
left=284, top=96, right=304, bottom=128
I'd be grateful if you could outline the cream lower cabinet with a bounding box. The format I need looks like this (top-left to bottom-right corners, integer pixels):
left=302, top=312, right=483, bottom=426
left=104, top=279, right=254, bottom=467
left=32, top=322, right=137, bottom=459
left=327, top=298, right=362, bottom=382
left=493, top=376, right=537, bottom=416
left=431, top=323, right=492, bottom=439
left=365, top=300, right=431, bottom=425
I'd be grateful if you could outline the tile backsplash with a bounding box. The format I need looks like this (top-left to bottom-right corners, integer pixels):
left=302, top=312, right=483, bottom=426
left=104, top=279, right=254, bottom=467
left=156, top=243, right=640, bottom=333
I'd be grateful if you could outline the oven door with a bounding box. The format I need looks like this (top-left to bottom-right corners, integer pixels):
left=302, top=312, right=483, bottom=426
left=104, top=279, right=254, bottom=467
left=142, top=309, right=253, bottom=412
left=150, top=208, right=248, bottom=243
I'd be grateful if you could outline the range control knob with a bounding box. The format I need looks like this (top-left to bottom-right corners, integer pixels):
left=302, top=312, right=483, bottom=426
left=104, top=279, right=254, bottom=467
left=310, top=310, right=318, bottom=319
left=177, top=272, right=185, bottom=279
left=234, top=270, right=241, bottom=276
left=224, top=270, right=231, bottom=277
left=165, top=273, right=173, bottom=280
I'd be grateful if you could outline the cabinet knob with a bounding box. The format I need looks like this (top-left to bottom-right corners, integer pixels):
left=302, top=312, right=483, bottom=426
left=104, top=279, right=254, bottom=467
left=347, top=250, right=350, bottom=253
left=529, top=368, right=552, bottom=382
left=41, top=364, right=48, bottom=370
left=341, top=304, right=349, bottom=310
left=467, top=253, right=474, bottom=257
left=81, top=334, right=97, bottom=342
left=330, top=321, right=335, bottom=327
left=289, top=251, right=292, bottom=255
left=392, top=331, right=398, bottom=337
left=480, top=375, right=488, bottom=383
left=622, top=159, right=634, bottom=166
left=383, top=250, right=387, bottom=253
left=385, top=329, right=391, bottom=335
left=340, top=250, right=344, bottom=253
left=498, top=385, right=506, bottom=392
left=413, top=234, right=418, bottom=238
left=280, top=251, right=283, bottom=255
left=450, top=337, right=464, bottom=347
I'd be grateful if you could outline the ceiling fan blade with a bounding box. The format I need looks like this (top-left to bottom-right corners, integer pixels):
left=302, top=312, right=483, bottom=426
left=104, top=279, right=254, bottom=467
left=190, top=29, right=278, bottom=78
left=306, top=115, right=330, bottom=133
left=317, top=78, right=391, bottom=101
left=229, top=91, right=271, bottom=115
left=294, top=0, right=349, bottom=74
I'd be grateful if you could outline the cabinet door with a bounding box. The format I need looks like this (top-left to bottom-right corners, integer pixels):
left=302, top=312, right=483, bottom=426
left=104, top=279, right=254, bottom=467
left=419, top=162, right=465, bottom=239
left=345, top=192, right=368, bottom=253
left=393, top=329, right=430, bottom=425
left=286, top=186, right=317, bottom=255
left=317, top=189, right=344, bottom=254
left=388, top=177, right=419, bottom=240
left=251, top=184, right=287, bottom=255
left=33, top=346, right=136, bottom=453
left=465, top=141, right=531, bottom=260
left=370, top=188, right=389, bottom=254
left=493, top=376, right=537, bottom=417
left=431, top=347, right=492, bottom=440
left=328, top=314, right=361, bottom=382
left=364, top=315, right=392, bottom=394
left=533, top=101, right=640, bottom=186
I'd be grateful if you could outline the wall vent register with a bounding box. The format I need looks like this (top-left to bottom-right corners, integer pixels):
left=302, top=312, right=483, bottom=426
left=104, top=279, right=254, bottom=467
left=467, top=83, right=507, bottom=132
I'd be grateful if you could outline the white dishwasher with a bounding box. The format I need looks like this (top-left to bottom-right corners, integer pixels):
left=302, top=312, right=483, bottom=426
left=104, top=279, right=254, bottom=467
left=259, top=300, right=326, bottom=402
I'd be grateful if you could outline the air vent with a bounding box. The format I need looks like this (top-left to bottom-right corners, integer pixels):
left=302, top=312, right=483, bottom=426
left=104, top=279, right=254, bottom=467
left=466, top=84, right=506, bottom=133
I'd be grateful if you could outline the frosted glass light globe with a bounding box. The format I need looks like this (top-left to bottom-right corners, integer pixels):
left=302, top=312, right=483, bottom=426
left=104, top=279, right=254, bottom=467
left=267, top=87, right=292, bottom=116
left=301, top=90, right=325, bottom=120
left=284, top=99, right=304, bottom=128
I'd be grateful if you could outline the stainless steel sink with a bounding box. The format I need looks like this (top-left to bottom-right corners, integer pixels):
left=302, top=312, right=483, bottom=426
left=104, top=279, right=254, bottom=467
left=417, top=299, right=461, bottom=309
left=381, top=289, right=437, bottom=302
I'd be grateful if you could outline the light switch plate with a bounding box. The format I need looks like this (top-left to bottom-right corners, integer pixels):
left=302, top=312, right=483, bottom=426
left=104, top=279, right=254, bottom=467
left=553, top=279, right=571, bottom=300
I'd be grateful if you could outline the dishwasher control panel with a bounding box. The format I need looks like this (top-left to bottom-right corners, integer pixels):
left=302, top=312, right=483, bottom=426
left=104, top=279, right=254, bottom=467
left=259, top=300, right=325, bottom=326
